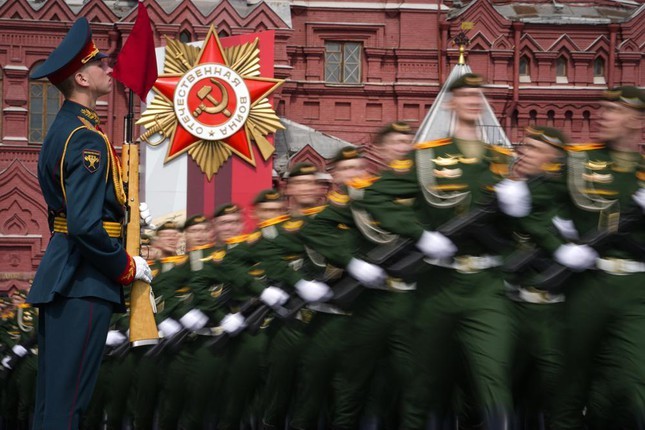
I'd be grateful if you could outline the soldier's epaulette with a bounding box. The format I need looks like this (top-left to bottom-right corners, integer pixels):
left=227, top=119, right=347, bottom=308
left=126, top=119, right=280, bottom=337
left=328, top=190, right=350, bottom=206
left=337, top=223, right=350, bottom=230
left=247, top=230, right=262, bottom=244
left=248, top=268, right=265, bottom=277
left=257, top=214, right=289, bottom=229
left=301, top=205, right=327, bottom=217
left=637, top=171, right=645, bottom=181
left=490, top=162, right=509, bottom=177
left=225, top=234, right=249, bottom=245
left=205, top=249, right=227, bottom=263
left=348, top=175, right=380, bottom=189
left=188, top=243, right=215, bottom=252
left=175, top=287, right=191, bottom=294
left=77, top=116, right=100, bottom=132
left=18, top=303, right=31, bottom=309
left=389, top=159, right=413, bottom=173
left=487, top=145, right=514, bottom=156
left=415, top=138, right=452, bottom=149
left=283, top=219, right=304, bottom=231
left=565, top=143, right=605, bottom=152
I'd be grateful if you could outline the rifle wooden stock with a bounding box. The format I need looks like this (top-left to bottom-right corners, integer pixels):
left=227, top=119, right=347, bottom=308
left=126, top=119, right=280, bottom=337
left=122, top=141, right=159, bottom=346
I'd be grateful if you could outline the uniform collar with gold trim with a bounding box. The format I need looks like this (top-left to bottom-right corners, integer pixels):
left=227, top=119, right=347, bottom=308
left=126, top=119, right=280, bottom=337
left=258, top=214, right=290, bottom=229
left=565, top=143, right=605, bottom=152
left=225, top=234, right=249, bottom=245
left=300, top=205, right=327, bottom=217
left=415, top=137, right=452, bottom=150
left=187, top=242, right=215, bottom=253
left=389, top=158, right=413, bottom=173
left=328, top=190, right=350, bottom=206
left=348, top=175, right=380, bottom=189
left=62, top=100, right=101, bottom=127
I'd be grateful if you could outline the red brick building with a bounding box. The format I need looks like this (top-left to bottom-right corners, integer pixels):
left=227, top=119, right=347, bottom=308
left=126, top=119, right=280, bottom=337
left=0, top=0, right=642, bottom=293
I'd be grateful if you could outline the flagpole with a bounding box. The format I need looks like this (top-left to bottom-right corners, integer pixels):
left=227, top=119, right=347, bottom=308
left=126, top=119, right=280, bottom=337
left=125, top=89, right=134, bottom=143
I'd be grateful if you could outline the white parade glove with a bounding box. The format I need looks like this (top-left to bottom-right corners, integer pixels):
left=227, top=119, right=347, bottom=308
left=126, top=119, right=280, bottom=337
left=132, top=256, right=152, bottom=284
left=221, top=313, right=246, bottom=335
left=105, top=330, right=127, bottom=347
left=554, top=244, right=598, bottom=271
left=158, top=318, right=182, bottom=338
left=1, top=356, right=12, bottom=370
left=494, top=179, right=531, bottom=217
left=12, top=345, right=28, bottom=357
left=347, top=258, right=387, bottom=288
left=633, top=188, right=645, bottom=213
left=260, top=286, right=290, bottom=307
left=180, top=309, right=209, bottom=332
left=552, top=216, right=580, bottom=241
left=139, top=202, right=155, bottom=229
left=416, top=231, right=458, bottom=260
left=295, top=279, right=333, bottom=303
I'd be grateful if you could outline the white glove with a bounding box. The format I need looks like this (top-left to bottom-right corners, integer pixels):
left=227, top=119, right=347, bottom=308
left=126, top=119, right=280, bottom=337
left=633, top=188, right=645, bottom=213
left=552, top=216, right=580, bottom=241
left=554, top=244, right=598, bottom=271
left=260, top=286, right=290, bottom=307
left=180, top=309, right=209, bottom=332
left=158, top=318, right=182, bottom=338
left=295, top=279, right=332, bottom=303
left=416, top=231, right=458, bottom=260
left=133, top=256, right=152, bottom=284
left=139, top=202, right=154, bottom=228
left=12, top=345, right=28, bottom=357
left=1, top=356, right=12, bottom=370
left=105, top=330, right=127, bottom=347
left=347, top=258, right=387, bottom=288
left=220, top=313, right=246, bottom=335
left=494, top=179, right=531, bottom=217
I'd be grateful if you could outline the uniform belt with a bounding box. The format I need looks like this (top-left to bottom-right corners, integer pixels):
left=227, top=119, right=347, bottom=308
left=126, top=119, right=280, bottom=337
left=596, top=258, right=645, bottom=275
left=194, top=326, right=223, bottom=336
left=307, top=303, right=351, bottom=315
left=53, top=216, right=122, bottom=238
left=426, top=255, right=502, bottom=274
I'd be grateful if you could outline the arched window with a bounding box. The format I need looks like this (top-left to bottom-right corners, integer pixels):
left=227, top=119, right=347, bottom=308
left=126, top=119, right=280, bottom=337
left=547, top=110, right=555, bottom=127
left=29, top=61, right=63, bottom=144
left=519, top=56, right=530, bottom=82
left=179, top=30, right=192, bottom=44
left=529, top=109, right=537, bottom=126
left=593, top=57, right=605, bottom=84
left=555, top=56, right=568, bottom=84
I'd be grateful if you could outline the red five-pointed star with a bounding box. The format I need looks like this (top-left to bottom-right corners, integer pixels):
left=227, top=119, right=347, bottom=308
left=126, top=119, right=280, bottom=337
left=152, top=26, right=282, bottom=165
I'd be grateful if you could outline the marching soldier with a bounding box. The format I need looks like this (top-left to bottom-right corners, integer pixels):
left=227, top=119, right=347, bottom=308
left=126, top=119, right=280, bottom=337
left=552, top=86, right=645, bottom=429
left=354, top=76, right=522, bottom=429
left=333, top=123, right=418, bottom=430
left=503, top=126, right=571, bottom=428
left=27, top=17, right=152, bottom=429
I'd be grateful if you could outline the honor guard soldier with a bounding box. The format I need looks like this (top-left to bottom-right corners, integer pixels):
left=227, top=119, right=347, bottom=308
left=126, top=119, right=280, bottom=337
left=552, top=86, right=645, bottom=430
left=26, top=18, right=152, bottom=429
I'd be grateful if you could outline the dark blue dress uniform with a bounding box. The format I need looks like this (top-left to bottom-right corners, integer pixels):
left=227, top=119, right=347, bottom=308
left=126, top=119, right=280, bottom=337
left=28, top=17, right=136, bottom=430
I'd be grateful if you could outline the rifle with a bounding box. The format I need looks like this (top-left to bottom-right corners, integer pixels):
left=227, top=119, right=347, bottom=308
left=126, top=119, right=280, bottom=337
left=207, top=298, right=265, bottom=353
left=121, top=113, right=158, bottom=346
left=532, top=210, right=644, bottom=292
left=105, top=330, right=132, bottom=359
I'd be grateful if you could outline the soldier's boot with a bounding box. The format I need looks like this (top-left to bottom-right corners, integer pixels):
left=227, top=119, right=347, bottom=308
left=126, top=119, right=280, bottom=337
left=483, top=410, right=511, bottom=430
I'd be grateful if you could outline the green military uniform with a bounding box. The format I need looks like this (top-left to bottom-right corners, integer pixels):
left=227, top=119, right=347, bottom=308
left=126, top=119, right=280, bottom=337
left=502, top=127, right=571, bottom=428
left=1, top=299, right=38, bottom=430
left=553, top=134, right=645, bottom=429
left=191, top=231, right=274, bottom=430
left=257, top=206, right=329, bottom=429
left=355, top=134, right=515, bottom=428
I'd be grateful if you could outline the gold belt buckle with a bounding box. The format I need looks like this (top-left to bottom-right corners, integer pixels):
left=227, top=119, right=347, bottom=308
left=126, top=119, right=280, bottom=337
left=455, top=256, right=476, bottom=273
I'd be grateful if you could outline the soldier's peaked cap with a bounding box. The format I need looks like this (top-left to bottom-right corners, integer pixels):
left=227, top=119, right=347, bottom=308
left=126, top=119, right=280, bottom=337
left=213, top=204, right=241, bottom=218
left=448, top=73, right=485, bottom=92
left=30, top=17, right=108, bottom=85
left=603, top=86, right=645, bottom=112
left=524, top=126, right=568, bottom=150
left=253, top=189, right=283, bottom=205
left=183, top=214, right=209, bottom=229
left=285, top=162, right=319, bottom=179
left=156, top=221, right=180, bottom=232
left=330, top=146, right=362, bottom=164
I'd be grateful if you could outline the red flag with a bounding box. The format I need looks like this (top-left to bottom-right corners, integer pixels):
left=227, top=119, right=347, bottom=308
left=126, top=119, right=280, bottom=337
left=113, top=2, right=157, bottom=100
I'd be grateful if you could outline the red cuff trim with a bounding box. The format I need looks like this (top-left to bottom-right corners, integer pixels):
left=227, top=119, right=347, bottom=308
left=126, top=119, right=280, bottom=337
left=117, top=254, right=135, bottom=285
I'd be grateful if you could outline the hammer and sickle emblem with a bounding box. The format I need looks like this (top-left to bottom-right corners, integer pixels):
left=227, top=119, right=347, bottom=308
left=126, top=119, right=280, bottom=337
left=85, top=154, right=99, bottom=169
left=193, top=78, right=232, bottom=118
